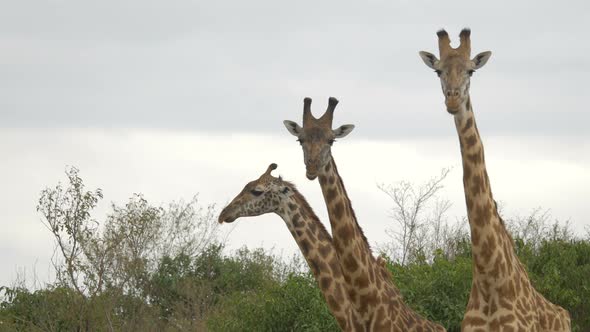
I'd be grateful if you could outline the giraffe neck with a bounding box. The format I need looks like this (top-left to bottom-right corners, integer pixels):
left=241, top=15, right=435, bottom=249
left=453, top=96, right=515, bottom=280
left=275, top=188, right=360, bottom=331
left=318, top=157, right=386, bottom=315
left=317, top=158, right=447, bottom=331
left=456, top=96, right=571, bottom=332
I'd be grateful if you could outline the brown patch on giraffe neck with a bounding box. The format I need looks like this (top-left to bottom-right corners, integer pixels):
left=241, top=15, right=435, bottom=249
left=333, top=201, right=345, bottom=219
left=462, top=117, right=474, bottom=134
left=320, top=157, right=371, bottom=250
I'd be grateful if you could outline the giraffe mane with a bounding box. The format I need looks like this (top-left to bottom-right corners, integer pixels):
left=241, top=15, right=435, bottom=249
left=285, top=180, right=332, bottom=239
left=330, top=160, right=372, bottom=252
left=492, top=200, right=517, bottom=249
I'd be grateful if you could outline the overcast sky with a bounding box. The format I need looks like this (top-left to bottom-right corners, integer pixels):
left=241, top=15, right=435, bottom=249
left=1, top=0, right=589, bottom=288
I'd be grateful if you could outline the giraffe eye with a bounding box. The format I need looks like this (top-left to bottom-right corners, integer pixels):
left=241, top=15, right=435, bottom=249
left=297, top=139, right=304, bottom=145
left=435, top=70, right=442, bottom=77
left=251, top=189, right=264, bottom=197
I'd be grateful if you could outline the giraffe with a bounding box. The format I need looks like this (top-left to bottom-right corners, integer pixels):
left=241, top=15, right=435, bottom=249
left=284, top=98, right=446, bottom=331
left=218, top=163, right=365, bottom=331
left=419, top=28, right=571, bottom=331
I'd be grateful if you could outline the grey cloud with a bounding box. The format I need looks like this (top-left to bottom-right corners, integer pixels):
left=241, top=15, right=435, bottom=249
left=1, top=0, right=589, bottom=138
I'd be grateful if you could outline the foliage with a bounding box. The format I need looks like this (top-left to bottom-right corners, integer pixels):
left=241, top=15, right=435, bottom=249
left=2, top=232, right=588, bottom=331
left=1, top=167, right=588, bottom=331
left=207, top=272, right=338, bottom=332
left=386, top=253, right=472, bottom=331
left=378, top=168, right=455, bottom=265
left=36, top=166, right=105, bottom=297
left=521, top=238, right=590, bottom=331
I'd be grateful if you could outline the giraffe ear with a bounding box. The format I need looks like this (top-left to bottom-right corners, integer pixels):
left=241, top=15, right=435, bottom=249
left=283, top=120, right=302, bottom=137
left=333, top=124, right=355, bottom=138
left=419, top=51, right=439, bottom=70
left=471, top=51, right=492, bottom=69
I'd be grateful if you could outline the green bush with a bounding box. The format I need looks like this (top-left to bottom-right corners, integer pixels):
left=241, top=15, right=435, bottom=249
left=207, top=273, right=338, bottom=332
left=384, top=251, right=471, bottom=331
left=525, top=239, right=590, bottom=331
left=2, top=166, right=588, bottom=331
left=0, top=286, right=85, bottom=331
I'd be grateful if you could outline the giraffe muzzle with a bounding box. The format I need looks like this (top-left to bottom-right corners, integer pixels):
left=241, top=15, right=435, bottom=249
left=218, top=210, right=237, bottom=224
left=305, top=162, right=319, bottom=180
left=445, top=97, right=462, bottom=114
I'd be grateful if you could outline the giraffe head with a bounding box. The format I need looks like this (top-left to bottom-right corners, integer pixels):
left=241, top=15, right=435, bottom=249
left=283, top=97, right=355, bottom=180
left=218, top=163, right=291, bottom=223
left=419, top=29, right=492, bottom=114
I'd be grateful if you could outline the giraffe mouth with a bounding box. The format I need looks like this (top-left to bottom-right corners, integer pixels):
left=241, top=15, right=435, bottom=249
left=306, top=172, right=318, bottom=180
left=218, top=211, right=237, bottom=224
left=445, top=97, right=462, bottom=113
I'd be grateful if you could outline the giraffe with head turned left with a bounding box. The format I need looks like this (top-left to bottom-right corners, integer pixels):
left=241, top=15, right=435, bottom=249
left=419, top=28, right=571, bottom=331
left=284, top=98, right=446, bottom=331
left=218, top=163, right=365, bottom=331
